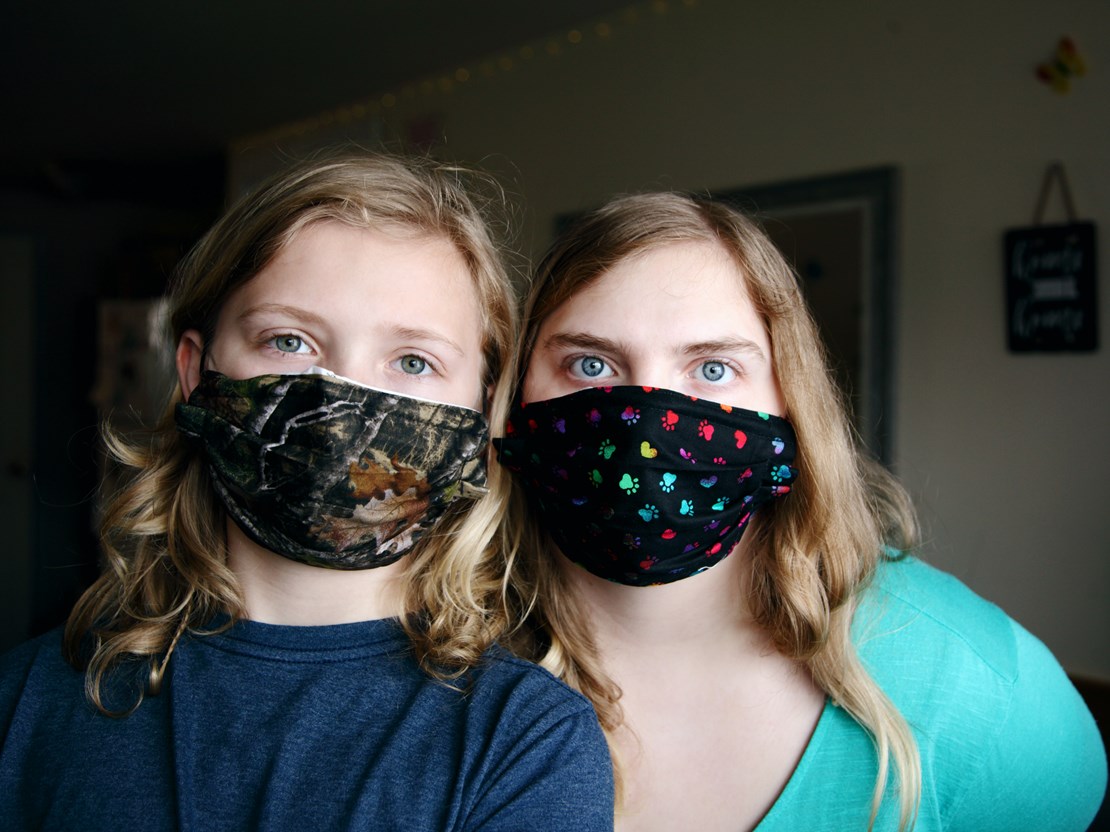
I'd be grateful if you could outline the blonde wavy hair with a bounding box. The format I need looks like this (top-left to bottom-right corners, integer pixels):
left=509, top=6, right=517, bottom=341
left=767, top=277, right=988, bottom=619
left=498, top=192, right=921, bottom=829
left=65, top=152, right=521, bottom=714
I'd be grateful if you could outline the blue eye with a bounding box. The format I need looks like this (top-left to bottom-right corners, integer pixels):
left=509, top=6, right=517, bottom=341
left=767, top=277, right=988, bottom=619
left=699, top=361, right=731, bottom=382
left=272, top=335, right=307, bottom=354
left=579, top=357, right=606, bottom=378
left=399, top=355, right=428, bottom=375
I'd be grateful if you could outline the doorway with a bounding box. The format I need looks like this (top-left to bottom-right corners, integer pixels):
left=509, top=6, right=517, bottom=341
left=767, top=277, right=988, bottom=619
left=718, top=167, right=898, bottom=463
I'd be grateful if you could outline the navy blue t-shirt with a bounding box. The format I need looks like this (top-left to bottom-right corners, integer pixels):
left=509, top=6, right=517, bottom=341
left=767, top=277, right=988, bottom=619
left=0, top=619, right=614, bottom=830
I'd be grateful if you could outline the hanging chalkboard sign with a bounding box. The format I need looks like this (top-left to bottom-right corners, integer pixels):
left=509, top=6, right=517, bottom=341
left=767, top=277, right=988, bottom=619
left=1004, top=164, right=1098, bottom=352
left=1005, top=223, right=1097, bottom=351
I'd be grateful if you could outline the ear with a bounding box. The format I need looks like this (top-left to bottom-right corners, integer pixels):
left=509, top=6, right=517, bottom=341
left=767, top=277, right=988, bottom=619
left=176, top=330, right=206, bottom=401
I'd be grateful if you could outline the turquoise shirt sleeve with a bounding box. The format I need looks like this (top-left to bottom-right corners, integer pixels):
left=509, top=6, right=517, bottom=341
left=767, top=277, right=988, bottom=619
left=941, top=617, right=1107, bottom=830
left=754, top=557, right=1107, bottom=831
left=872, top=558, right=1106, bottom=831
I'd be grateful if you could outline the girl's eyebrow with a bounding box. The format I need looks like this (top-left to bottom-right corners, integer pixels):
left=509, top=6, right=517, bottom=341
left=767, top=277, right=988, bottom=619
left=542, top=331, right=768, bottom=363
left=388, top=325, right=465, bottom=357
left=238, top=302, right=327, bottom=328
left=681, top=338, right=768, bottom=362
left=541, top=332, right=626, bottom=354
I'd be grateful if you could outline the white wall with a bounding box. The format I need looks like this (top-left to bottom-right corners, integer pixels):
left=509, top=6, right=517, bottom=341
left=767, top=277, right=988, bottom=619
left=231, top=0, right=1110, bottom=677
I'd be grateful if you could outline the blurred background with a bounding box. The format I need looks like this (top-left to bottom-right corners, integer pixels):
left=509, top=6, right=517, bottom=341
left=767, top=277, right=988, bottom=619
left=2, top=0, right=1106, bottom=720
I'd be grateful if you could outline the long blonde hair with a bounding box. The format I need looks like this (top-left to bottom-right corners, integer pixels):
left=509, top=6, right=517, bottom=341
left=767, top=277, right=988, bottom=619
left=65, top=152, right=520, bottom=712
left=499, top=192, right=921, bottom=828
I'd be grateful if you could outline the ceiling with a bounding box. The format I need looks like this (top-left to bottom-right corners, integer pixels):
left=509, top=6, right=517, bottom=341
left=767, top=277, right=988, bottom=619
left=2, top=1, right=629, bottom=180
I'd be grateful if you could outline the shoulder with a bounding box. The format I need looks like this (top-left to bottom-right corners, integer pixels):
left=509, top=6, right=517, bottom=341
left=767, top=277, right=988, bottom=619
left=855, top=556, right=1107, bottom=830
left=477, top=643, right=592, bottom=699
left=468, top=643, right=608, bottom=731
left=1, top=630, right=90, bottom=800
left=1, top=627, right=144, bottom=736
left=857, top=556, right=1018, bottom=678
left=447, top=645, right=615, bottom=830
left=1, top=627, right=68, bottom=671
left=0, top=628, right=80, bottom=711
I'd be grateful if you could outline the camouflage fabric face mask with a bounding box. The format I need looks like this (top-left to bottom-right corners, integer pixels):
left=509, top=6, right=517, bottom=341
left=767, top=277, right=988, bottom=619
left=175, top=370, right=489, bottom=570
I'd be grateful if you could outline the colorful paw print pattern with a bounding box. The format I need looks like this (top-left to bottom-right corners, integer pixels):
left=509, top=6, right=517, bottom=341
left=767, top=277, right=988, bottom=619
left=493, top=385, right=797, bottom=586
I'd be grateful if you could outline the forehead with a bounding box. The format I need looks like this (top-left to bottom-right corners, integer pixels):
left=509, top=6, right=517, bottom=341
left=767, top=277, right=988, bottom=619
left=224, top=222, right=480, bottom=327
left=267, top=220, right=470, bottom=285
left=279, top=218, right=462, bottom=264
left=539, top=240, right=762, bottom=335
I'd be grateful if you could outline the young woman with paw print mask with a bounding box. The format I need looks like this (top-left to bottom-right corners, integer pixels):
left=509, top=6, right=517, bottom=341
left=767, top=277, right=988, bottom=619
left=495, top=193, right=1105, bottom=831
left=0, top=154, right=614, bottom=831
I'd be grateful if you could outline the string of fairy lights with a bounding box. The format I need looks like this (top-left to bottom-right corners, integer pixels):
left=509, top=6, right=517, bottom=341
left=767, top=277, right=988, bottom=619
left=233, top=0, right=700, bottom=149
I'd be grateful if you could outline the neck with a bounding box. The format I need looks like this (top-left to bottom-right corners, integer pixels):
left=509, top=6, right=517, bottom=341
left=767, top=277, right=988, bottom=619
left=226, top=521, right=406, bottom=625
left=561, top=539, right=771, bottom=665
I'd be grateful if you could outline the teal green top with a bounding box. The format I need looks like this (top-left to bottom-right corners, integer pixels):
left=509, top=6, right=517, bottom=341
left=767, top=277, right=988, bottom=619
left=756, top=557, right=1106, bottom=831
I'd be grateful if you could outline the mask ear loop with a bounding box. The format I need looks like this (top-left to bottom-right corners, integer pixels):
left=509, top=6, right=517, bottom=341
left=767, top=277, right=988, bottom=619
left=148, top=593, right=194, bottom=696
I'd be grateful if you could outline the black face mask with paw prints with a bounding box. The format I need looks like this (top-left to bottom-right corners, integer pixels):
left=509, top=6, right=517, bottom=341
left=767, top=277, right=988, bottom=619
left=494, top=385, right=797, bottom=586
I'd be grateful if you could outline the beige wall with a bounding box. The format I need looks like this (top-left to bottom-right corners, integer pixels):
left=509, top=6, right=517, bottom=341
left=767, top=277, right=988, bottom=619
left=231, top=0, right=1110, bottom=677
